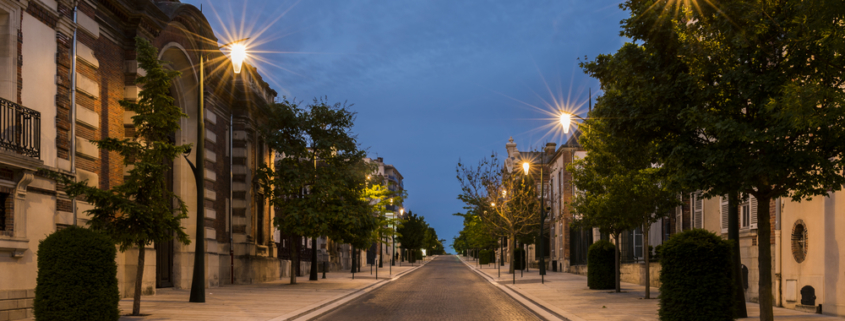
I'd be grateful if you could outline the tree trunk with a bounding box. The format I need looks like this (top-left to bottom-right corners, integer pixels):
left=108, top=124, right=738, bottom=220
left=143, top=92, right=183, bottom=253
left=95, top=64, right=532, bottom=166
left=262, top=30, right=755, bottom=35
left=379, top=233, right=383, bottom=268
left=290, top=236, right=298, bottom=284
left=508, top=234, right=515, bottom=274
left=643, top=226, right=650, bottom=299
left=729, top=191, right=748, bottom=318
left=615, top=233, right=621, bottom=293
left=757, top=195, right=774, bottom=321
left=310, top=238, right=318, bottom=280
left=132, top=241, right=145, bottom=316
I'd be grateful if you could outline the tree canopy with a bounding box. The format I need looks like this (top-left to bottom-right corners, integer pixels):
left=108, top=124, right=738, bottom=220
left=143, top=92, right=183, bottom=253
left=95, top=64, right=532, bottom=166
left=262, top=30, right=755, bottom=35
left=256, top=98, right=378, bottom=249
left=580, top=0, right=845, bottom=318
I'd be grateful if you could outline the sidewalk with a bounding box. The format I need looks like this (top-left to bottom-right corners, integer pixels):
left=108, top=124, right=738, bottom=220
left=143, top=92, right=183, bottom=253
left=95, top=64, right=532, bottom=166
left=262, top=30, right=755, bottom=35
left=119, top=258, right=431, bottom=321
left=459, top=256, right=840, bottom=321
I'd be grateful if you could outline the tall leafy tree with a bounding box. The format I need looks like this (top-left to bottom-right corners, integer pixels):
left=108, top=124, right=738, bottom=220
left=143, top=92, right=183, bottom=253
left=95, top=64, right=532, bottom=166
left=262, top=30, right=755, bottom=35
left=362, top=177, right=407, bottom=268
left=456, top=153, right=541, bottom=273
left=63, top=37, right=191, bottom=316
left=256, top=98, right=377, bottom=284
left=396, top=211, right=427, bottom=263
left=581, top=0, right=845, bottom=318
left=567, top=120, right=680, bottom=297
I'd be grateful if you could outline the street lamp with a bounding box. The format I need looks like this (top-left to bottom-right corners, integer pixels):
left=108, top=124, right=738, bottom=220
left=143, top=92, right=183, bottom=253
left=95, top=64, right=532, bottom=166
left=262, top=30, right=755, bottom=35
left=187, top=38, right=248, bottom=303
left=394, top=208, right=402, bottom=268
left=523, top=161, right=548, bottom=284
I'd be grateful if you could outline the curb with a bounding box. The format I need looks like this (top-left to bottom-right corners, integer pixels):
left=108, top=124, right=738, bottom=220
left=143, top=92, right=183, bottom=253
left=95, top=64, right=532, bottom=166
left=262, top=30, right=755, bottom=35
left=458, top=256, right=581, bottom=321
left=274, top=258, right=434, bottom=321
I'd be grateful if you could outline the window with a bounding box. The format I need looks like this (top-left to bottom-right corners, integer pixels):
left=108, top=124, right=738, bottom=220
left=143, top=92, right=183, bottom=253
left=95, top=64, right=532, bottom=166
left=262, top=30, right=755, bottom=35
left=792, top=220, right=807, bottom=263
left=256, top=198, right=264, bottom=245
left=741, top=202, right=750, bottom=228
left=0, top=192, right=7, bottom=233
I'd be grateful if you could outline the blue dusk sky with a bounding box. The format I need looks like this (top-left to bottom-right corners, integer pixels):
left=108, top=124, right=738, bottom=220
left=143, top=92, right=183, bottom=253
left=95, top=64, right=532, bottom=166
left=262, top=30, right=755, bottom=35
left=182, top=0, right=629, bottom=252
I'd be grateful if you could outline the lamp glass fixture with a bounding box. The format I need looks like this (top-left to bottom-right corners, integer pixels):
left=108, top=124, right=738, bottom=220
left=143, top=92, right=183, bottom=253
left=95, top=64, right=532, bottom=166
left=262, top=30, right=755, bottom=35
left=560, top=113, right=571, bottom=134
left=523, top=162, right=530, bottom=175
left=229, top=43, right=247, bottom=74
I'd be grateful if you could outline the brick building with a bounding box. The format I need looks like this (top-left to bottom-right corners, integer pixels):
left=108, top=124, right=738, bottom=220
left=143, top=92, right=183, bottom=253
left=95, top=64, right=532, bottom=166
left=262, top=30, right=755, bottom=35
left=0, top=0, right=279, bottom=319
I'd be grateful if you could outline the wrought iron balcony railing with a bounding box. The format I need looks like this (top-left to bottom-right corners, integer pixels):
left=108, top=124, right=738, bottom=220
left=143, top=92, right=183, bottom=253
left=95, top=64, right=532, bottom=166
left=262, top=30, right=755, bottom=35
left=0, top=98, right=40, bottom=159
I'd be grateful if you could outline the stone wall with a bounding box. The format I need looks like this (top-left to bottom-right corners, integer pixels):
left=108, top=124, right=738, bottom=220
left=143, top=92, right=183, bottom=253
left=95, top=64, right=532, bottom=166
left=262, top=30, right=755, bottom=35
left=0, top=289, right=33, bottom=321
left=568, top=262, right=662, bottom=288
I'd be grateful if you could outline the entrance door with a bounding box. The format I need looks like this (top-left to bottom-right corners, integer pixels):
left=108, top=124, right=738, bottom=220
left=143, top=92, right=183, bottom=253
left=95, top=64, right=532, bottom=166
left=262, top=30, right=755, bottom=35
left=155, top=239, right=174, bottom=288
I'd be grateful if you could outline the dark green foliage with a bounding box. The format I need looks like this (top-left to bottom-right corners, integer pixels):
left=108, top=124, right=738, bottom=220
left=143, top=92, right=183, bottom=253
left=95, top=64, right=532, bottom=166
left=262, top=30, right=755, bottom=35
left=479, top=250, right=492, bottom=264
left=659, top=230, right=734, bottom=321
left=587, top=240, right=615, bottom=290
left=35, top=227, right=119, bottom=321
left=513, top=248, right=525, bottom=270
left=397, top=212, right=427, bottom=262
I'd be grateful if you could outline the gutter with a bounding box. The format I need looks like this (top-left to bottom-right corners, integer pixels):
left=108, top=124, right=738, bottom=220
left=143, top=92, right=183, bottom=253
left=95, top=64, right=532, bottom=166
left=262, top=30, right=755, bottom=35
left=70, top=1, right=79, bottom=225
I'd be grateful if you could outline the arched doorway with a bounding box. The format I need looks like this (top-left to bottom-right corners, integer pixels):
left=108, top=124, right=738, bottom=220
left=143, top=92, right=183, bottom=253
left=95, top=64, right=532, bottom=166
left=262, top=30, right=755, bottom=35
left=154, top=43, right=199, bottom=290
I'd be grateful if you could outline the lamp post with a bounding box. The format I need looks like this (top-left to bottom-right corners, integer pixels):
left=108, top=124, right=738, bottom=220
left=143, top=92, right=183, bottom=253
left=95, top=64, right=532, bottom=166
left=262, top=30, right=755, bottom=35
left=187, top=39, right=248, bottom=303
left=523, top=161, right=547, bottom=284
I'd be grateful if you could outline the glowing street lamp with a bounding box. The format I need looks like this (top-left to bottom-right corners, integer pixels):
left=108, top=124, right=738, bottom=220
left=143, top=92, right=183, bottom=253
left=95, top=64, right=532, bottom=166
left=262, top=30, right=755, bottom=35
left=188, top=38, right=249, bottom=303
left=229, top=43, right=247, bottom=74
left=560, top=113, right=572, bottom=134
left=523, top=162, right=530, bottom=176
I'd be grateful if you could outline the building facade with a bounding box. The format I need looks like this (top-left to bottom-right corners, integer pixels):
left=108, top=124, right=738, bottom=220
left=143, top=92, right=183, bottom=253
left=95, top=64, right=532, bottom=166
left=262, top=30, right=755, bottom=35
left=0, top=1, right=279, bottom=319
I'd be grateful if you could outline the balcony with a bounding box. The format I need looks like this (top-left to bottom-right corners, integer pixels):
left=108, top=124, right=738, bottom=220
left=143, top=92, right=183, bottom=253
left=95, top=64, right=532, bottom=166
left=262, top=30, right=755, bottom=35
left=0, top=98, right=40, bottom=159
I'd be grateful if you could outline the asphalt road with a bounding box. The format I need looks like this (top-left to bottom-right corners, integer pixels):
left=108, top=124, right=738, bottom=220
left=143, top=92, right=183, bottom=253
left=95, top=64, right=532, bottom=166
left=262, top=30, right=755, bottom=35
left=313, top=256, right=541, bottom=321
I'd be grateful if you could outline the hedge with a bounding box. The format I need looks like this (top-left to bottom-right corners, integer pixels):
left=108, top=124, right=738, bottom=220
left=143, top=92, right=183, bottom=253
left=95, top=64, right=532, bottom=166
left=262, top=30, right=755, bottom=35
left=35, top=226, right=119, bottom=321
left=587, top=239, right=616, bottom=290
left=479, top=250, right=491, bottom=265
left=659, top=229, right=734, bottom=321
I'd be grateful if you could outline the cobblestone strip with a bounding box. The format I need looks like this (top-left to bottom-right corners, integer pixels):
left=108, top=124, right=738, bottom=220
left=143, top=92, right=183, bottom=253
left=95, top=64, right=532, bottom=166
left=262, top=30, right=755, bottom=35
left=459, top=256, right=576, bottom=321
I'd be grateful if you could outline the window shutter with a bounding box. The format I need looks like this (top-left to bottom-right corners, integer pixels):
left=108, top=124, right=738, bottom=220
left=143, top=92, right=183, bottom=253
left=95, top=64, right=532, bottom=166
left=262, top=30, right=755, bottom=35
left=720, top=195, right=729, bottom=234
left=694, top=192, right=704, bottom=229
left=750, top=195, right=758, bottom=229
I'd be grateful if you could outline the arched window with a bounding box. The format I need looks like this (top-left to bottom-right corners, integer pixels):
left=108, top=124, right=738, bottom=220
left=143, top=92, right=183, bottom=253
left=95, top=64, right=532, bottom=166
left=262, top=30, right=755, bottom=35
left=792, top=220, right=808, bottom=263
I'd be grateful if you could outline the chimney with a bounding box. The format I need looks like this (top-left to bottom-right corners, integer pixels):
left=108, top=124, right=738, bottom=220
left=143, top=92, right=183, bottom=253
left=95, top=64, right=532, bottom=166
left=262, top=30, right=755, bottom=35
left=377, top=157, right=384, bottom=163
left=545, top=142, right=556, bottom=156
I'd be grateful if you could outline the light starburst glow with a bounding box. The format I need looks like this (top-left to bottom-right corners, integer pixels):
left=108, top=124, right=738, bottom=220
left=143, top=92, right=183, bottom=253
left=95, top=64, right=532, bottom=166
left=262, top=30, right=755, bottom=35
left=229, top=43, right=247, bottom=74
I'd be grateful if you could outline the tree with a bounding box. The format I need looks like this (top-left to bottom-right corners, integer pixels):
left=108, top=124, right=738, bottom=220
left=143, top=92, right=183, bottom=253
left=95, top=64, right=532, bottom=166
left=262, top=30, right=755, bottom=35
left=566, top=120, right=680, bottom=297
left=580, top=0, right=845, bottom=318
left=456, top=153, right=541, bottom=274
left=453, top=211, right=498, bottom=258
left=361, top=176, right=407, bottom=268
left=396, top=211, right=427, bottom=263
left=63, top=37, right=191, bottom=316
left=256, top=98, right=377, bottom=284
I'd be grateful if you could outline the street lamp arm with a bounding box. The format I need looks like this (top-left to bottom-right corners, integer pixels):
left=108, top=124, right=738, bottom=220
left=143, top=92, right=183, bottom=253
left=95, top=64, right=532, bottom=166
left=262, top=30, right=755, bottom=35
left=183, top=154, right=197, bottom=174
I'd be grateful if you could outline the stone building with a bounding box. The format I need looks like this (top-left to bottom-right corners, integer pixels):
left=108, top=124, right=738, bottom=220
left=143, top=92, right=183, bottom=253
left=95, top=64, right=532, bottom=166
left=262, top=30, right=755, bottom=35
left=0, top=0, right=279, bottom=319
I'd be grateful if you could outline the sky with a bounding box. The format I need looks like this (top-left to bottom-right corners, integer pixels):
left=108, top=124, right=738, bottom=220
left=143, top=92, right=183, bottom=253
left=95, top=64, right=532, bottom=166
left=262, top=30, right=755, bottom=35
left=183, top=0, right=630, bottom=252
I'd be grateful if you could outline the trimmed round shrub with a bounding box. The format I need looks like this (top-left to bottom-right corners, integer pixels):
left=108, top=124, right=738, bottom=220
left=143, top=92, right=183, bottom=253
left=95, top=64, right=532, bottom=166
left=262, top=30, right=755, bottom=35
left=587, top=239, right=616, bottom=290
left=35, top=226, right=119, bottom=321
left=479, top=250, right=492, bottom=264
left=659, top=229, right=733, bottom=321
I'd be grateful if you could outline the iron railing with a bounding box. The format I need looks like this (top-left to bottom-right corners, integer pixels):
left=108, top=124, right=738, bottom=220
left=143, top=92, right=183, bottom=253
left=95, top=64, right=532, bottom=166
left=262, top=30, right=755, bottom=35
left=0, top=98, right=40, bottom=159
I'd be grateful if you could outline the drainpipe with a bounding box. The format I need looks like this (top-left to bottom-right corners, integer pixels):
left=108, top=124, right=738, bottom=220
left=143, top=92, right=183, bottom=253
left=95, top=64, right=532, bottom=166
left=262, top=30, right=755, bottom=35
left=775, top=197, right=782, bottom=307
left=70, top=1, right=78, bottom=225
left=230, top=114, right=234, bottom=284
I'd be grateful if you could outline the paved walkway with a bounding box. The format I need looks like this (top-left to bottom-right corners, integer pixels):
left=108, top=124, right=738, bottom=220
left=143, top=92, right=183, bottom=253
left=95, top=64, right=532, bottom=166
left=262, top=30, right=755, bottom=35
left=460, top=256, right=841, bottom=321
left=313, top=256, right=539, bottom=320
left=118, top=259, right=430, bottom=321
